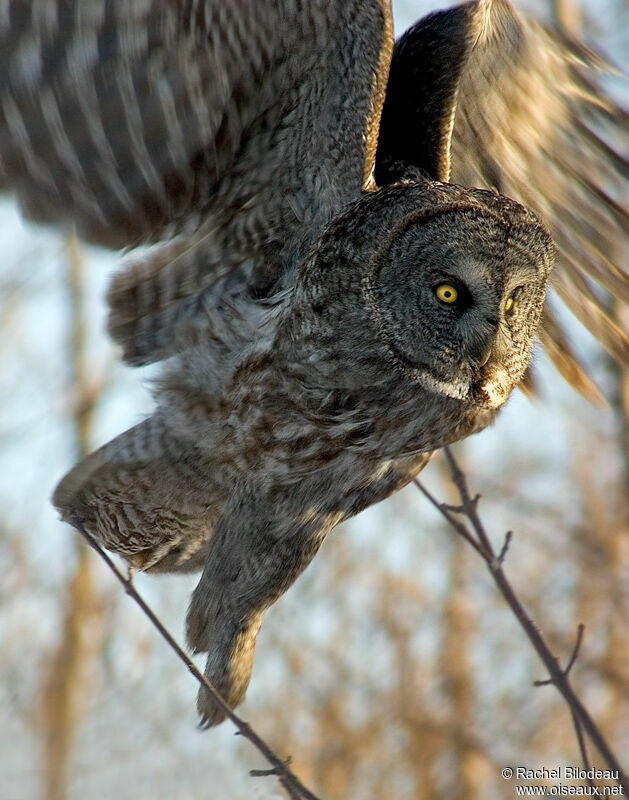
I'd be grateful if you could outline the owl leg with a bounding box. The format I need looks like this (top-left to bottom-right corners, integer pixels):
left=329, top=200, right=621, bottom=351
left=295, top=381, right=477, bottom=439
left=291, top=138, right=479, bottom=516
left=186, top=486, right=331, bottom=727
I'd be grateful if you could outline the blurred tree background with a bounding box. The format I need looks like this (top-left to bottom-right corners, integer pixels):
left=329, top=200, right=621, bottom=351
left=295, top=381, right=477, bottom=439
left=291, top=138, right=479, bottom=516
left=0, top=1, right=627, bottom=798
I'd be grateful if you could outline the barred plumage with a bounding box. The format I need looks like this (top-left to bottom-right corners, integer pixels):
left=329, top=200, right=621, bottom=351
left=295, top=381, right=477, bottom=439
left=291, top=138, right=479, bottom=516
left=0, top=0, right=627, bottom=725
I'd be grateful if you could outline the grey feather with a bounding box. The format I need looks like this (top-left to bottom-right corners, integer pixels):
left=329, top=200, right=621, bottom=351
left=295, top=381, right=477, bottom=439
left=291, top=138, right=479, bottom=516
left=0, top=0, right=391, bottom=364
left=55, top=182, right=553, bottom=725
left=0, top=0, right=624, bottom=725
left=377, top=0, right=629, bottom=396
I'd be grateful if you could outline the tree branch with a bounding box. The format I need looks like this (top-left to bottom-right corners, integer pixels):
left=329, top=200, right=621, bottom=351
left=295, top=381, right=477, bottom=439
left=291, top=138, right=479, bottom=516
left=415, top=446, right=628, bottom=794
left=76, top=526, right=321, bottom=800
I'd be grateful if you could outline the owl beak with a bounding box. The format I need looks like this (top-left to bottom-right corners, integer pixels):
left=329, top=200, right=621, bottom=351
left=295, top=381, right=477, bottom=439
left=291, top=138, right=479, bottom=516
left=468, top=333, right=494, bottom=369
left=478, top=344, right=492, bottom=367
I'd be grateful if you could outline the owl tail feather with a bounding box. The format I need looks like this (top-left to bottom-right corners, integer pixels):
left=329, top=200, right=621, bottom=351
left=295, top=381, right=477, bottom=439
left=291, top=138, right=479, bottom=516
left=52, top=414, right=219, bottom=573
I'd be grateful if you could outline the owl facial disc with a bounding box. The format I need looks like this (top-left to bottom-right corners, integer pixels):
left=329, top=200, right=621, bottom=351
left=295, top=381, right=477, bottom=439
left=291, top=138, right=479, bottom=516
left=362, top=194, right=553, bottom=408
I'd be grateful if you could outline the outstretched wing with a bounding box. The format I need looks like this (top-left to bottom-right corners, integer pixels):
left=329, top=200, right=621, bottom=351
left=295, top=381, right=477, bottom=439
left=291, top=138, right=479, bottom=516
left=0, top=0, right=392, bottom=363
left=376, top=0, right=629, bottom=398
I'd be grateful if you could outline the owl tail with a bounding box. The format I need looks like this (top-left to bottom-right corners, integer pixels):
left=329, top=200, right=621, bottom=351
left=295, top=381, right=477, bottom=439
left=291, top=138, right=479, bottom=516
left=183, top=486, right=335, bottom=727
left=52, top=414, right=220, bottom=573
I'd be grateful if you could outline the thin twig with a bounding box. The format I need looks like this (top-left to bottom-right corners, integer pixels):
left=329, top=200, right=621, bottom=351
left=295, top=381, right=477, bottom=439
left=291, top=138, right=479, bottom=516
left=416, top=447, right=628, bottom=794
left=570, top=711, right=598, bottom=794
left=413, top=479, right=484, bottom=557
left=77, top=526, right=321, bottom=800
left=497, top=531, right=513, bottom=565
left=251, top=760, right=292, bottom=777
left=565, top=625, right=586, bottom=678
left=535, top=624, right=585, bottom=686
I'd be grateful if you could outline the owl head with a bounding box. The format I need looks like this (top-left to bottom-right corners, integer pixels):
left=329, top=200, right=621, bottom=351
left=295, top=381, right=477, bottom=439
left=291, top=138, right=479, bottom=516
left=296, top=182, right=554, bottom=409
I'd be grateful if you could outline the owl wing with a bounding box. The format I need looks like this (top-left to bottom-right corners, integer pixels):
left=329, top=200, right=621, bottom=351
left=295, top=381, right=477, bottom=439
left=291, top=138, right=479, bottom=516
left=0, top=0, right=392, bottom=364
left=376, top=0, right=629, bottom=398
left=52, top=412, right=224, bottom=574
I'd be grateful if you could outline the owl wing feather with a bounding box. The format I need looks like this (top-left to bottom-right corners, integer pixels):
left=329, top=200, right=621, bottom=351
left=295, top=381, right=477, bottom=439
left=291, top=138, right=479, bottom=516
left=0, top=0, right=393, bottom=364
left=52, top=413, right=223, bottom=573
left=376, top=0, right=629, bottom=397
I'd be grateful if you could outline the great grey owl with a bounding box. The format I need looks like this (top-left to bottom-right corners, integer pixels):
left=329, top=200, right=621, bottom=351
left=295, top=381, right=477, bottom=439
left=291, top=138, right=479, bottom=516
left=0, top=0, right=627, bottom=726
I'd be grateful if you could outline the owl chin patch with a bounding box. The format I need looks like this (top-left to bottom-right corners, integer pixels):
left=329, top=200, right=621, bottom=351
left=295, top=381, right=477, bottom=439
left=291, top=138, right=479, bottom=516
left=480, top=366, right=512, bottom=408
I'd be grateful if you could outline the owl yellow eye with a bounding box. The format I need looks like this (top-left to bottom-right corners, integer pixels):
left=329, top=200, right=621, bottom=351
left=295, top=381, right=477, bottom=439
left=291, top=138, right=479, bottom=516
left=436, top=284, right=458, bottom=304
left=505, top=296, right=515, bottom=314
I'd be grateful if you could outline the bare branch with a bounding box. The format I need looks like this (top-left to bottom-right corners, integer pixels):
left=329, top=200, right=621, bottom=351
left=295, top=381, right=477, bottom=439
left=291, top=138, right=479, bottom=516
left=534, top=624, right=586, bottom=687
left=497, top=531, right=513, bottom=566
left=571, top=711, right=598, bottom=794
left=416, top=447, right=628, bottom=793
left=413, top=479, right=485, bottom=557
left=76, top=525, right=321, bottom=800
left=250, top=759, right=293, bottom=777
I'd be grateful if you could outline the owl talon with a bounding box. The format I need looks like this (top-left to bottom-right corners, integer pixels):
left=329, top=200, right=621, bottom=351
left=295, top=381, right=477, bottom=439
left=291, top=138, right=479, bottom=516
left=197, top=698, right=228, bottom=729
left=187, top=596, right=264, bottom=727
